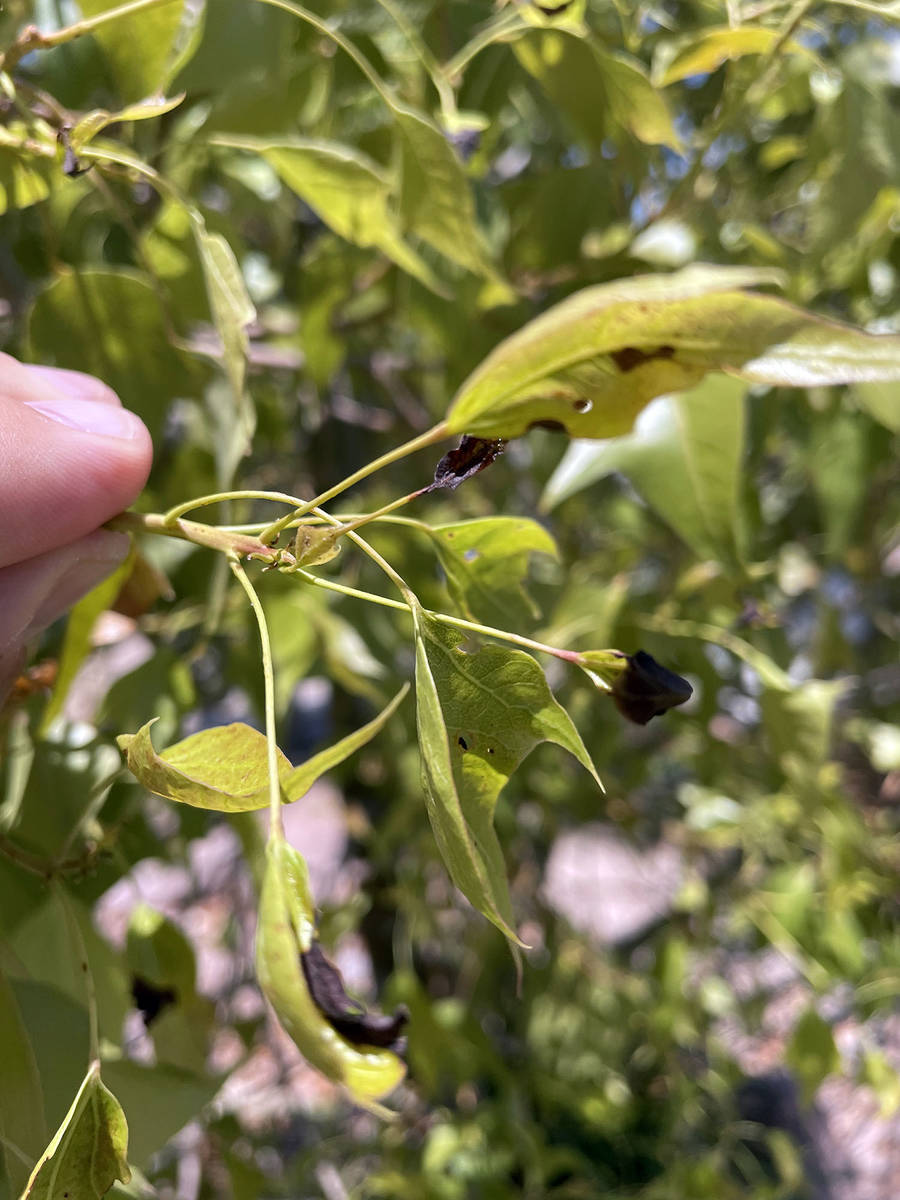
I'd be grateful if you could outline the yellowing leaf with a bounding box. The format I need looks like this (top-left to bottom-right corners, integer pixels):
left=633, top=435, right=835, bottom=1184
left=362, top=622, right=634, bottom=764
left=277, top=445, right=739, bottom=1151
left=446, top=265, right=900, bottom=440
left=413, top=607, right=600, bottom=940
left=20, top=1063, right=130, bottom=1200
left=117, top=685, right=408, bottom=811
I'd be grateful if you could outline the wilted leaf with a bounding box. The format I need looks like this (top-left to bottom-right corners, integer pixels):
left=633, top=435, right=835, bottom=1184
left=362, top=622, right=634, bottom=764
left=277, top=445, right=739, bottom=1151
left=607, top=650, right=693, bottom=725
left=424, top=517, right=558, bottom=630
left=446, top=265, right=900, bottom=440
left=427, top=436, right=507, bottom=492
left=300, top=942, right=408, bottom=1050
left=514, top=29, right=681, bottom=149
left=211, top=136, right=445, bottom=293
left=21, top=1063, right=131, bottom=1199
left=541, top=375, right=747, bottom=562
left=413, top=606, right=600, bottom=939
left=117, top=684, right=408, bottom=810
left=256, top=838, right=406, bottom=1101
left=655, top=27, right=813, bottom=87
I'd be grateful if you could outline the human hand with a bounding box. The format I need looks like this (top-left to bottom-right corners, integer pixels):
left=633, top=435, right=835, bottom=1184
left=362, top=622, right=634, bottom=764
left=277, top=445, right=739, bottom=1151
left=0, top=352, right=153, bottom=702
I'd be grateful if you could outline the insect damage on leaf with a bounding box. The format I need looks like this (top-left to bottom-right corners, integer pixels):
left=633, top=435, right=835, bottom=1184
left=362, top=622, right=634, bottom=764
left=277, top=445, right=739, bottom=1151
left=301, top=941, right=409, bottom=1052
left=428, top=435, right=506, bottom=491
left=610, top=345, right=676, bottom=373
left=610, top=650, right=693, bottom=725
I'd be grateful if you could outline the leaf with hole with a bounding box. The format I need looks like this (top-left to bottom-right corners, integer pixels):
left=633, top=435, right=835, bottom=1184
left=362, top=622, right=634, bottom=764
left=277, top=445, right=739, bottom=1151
left=413, top=606, right=600, bottom=940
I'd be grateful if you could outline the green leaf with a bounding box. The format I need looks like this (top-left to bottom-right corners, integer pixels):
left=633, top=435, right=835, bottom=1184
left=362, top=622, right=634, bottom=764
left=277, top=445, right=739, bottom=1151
left=446, top=265, right=900, bottom=440
left=412, top=607, right=600, bottom=940
left=854, top=381, right=900, bottom=431
left=20, top=1063, right=131, bottom=1200
left=41, top=547, right=136, bottom=732
left=26, top=268, right=198, bottom=440
left=256, top=839, right=406, bottom=1103
left=424, top=517, right=558, bottom=629
left=190, top=223, right=255, bottom=424
left=117, top=684, right=408, bottom=811
left=0, top=969, right=46, bottom=1195
left=655, top=27, right=813, bottom=87
left=514, top=29, right=681, bottom=149
left=541, top=375, right=746, bottom=562
left=100, top=1061, right=217, bottom=1170
left=785, top=1008, right=841, bottom=1104
left=0, top=140, right=54, bottom=217
left=390, top=100, right=510, bottom=290
left=211, top=136, right=446, bottom=294
left=79, top=0, right=192, bottom=103
left=69, top=94, right=186, bottom=153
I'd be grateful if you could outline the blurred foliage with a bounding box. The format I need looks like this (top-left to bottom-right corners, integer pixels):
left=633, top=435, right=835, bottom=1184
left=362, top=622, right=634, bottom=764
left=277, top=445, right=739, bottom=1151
left=2, top=0, right=900, bottom=1197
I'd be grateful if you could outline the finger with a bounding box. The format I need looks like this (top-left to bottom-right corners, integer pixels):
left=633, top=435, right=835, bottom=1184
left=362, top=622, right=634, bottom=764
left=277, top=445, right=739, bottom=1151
left=0, top=529, right=130, bottom=703
left=0, top=354, right=153, bottom=569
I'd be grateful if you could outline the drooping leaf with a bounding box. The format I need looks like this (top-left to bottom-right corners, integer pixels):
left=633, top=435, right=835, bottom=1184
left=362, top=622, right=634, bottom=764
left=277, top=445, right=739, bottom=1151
left=655, top=27, right=814, bottom=87
left=446, top=265, right=900, bottom=440
left=607, top=651, right=693, bottom=725
left=413, top=607, right=600, bottom=940
left=26, top=268, right=199, bottom=440
left=514, top=29, right=681, bottom=149
left=117, top=684, right=408, bottom=811
left=424, top=517, right=558, bottom=630
left=256, top=838, right=406, bottom=1102
left=20, top=1063, right=131, bottom=1200
left=78, top=0, right=197, bottom=103
left=541, top=375, right=747, bottom=562
left=390, top=100, right=509, bottom=289
left=300, top=942, right=408, bottom=1050
left=211, top=136, right=445, bottom=294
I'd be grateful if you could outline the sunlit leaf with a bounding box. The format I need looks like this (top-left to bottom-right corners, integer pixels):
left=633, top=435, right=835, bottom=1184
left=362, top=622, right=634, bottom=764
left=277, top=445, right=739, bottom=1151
left=20, top=1063, right=130, bottom=1200
left=655, top=27, right=814, bottom=87
left=446, top=265, right=900, bottom=439
left=70, top=94, right=186, bottom=152
left=79, top=0, right=194, bottom=102
left=117, top=685, right=408, bottom=810
left=514, top=29, right=681, bottom=149
left=256, top=838, right=406, bottom=1102
left=424, top=517, right=558, bottom=629
left=413, top=606, right=600, bottom=940
left=211, top=136, right=446, bottom=294
left=541, top=375, right=747, bottom=562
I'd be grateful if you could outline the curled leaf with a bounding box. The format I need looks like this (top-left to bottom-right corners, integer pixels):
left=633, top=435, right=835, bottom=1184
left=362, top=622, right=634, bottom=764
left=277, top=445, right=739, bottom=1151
left=609, top=650, right=693, bottom=725
left=257, top=839, right=406, bottom=1103
left=293, top=524, right=343, bottom=567
left=428, top=434, right=506, bottom=491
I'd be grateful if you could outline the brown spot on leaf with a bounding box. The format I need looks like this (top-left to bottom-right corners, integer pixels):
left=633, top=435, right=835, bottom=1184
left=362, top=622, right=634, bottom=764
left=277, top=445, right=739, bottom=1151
left=458, top=736, right=468, bottom=750
left=428, top=435, right=506, bottom=492
left=301, top=941, right=409, bottom=1051
left=611, top=345, right=676, bottom=373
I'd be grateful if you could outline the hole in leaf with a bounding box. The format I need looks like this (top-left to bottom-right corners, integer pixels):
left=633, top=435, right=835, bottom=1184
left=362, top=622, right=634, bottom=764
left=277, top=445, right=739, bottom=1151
left=572, top=398, right=592, bottom=413
left=458, top=736, right=468, bottom=750
left=463, top=548, right=480, bottom=562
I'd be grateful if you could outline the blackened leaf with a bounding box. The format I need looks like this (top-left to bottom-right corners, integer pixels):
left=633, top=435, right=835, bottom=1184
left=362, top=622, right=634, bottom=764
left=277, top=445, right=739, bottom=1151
left=610, top=650, right=693, bottom=724
left=301, top=942, right=409, bottom=1051
left=428, top=435, right=506, bottom=491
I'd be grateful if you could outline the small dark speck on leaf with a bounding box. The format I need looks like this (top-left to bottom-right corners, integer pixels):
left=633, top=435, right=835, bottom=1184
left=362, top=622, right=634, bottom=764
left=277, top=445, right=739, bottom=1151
left=458, top=736, right=468, bottom=750
left=487, top=746, right=495, bottom=754
left=611, top=345, right=676, bottom=373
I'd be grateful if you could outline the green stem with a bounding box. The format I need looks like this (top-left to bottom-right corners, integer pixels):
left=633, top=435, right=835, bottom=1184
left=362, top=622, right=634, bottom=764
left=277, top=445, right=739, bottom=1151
left=106, top=510, right=285, bottom=561
left=163, top=489, right=307, bottom=526
left=257, top=421, right=450, bottom=546
left=443, top=9, right=529, bottom=80
left=1, top=0, right=174, bottom=71
left=291, top=566, right=581, bottom=662
left=229, top=556, right=284, bottom=839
